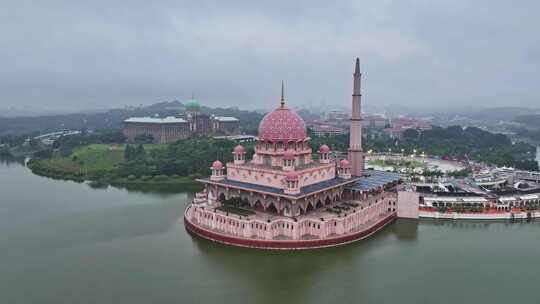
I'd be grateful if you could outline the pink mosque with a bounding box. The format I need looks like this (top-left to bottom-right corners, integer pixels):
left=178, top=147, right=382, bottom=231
left=184, top=59, right=419, bottom=249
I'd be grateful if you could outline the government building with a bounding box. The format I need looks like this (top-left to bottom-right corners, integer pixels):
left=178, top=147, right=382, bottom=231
left=122, top=99, right=240, bottom=143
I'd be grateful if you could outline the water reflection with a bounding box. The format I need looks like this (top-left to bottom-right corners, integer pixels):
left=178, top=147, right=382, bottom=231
left=189, top=232, right=377, bottom=304
left=1, top=200, right=186, bottom=256
left=0, top=156, right=25, bottom=165
left=0, top=157, right=202, bottom=196
left=32, top=173, right=201, bottom=196
left=390, top=219, right=419, bottom=241
left=186, top=219, right=425, bottom=304
left=420, top=218, right=540, bottom=230
left=110, top=182, right=202, bottom=195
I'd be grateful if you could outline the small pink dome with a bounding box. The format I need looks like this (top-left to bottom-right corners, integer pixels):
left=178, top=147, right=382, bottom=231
left=318, top=144, right=330, bottom=153
left=258, top=106, right=307, bottom=142
left=285, top=171, right=299, bottom=181
left=211, top=160, right=223, bottom=169
left=283, top=149, right=296, bottom=160
left=339, top=159, right=350, bottom=168
left=233, top=145, right=245, bottom=154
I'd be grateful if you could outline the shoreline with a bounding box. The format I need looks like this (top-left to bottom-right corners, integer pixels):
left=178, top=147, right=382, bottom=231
left=26, top=160, right=201, bottom=188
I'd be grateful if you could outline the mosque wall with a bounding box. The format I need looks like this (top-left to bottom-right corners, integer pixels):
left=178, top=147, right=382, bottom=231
left=397, top=191, right=420, bottom=219
left=226, top=163, right=337, bottom=190
left=186, top=193, right=395, bottom=241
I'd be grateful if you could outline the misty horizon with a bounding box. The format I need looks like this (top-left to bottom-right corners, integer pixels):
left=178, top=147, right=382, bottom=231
left=2, top=1, right=540, bottom=113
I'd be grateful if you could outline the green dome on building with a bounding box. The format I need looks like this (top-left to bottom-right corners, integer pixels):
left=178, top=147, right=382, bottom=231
left=184, top=99, right=201, bottom=110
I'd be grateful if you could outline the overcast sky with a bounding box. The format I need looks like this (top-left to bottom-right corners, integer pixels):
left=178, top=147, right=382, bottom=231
left=1, top=0, right=539, bottom=112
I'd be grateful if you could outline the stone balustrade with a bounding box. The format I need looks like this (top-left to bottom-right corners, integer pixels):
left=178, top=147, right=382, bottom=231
left=186, top=193, right=396, bottom=241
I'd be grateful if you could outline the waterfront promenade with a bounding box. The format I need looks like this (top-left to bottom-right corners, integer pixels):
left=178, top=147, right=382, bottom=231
left=419, top=209, right=540, bottom=220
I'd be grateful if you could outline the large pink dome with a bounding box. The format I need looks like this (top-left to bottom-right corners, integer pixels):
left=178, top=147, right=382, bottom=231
left=258, top=106, right=307, bottom=142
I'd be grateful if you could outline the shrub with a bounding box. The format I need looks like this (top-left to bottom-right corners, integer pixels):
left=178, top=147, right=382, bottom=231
left=91, top=171, right=105, bottom=179
left=153, top=174, right=168, bottom=181
left=89, top=181, right=108, bottom=189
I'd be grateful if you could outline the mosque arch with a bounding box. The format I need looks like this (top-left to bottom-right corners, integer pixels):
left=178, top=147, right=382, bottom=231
left=267, top=202, right=278, bottom=214
left=254, top=200, right=264, bottom=212
left=239, top=197, right=250, bottom=207
left=325, top=196, right=332, bottom=206
left=306, top=202, right=314, bottom=212
left=249, top=194, right=264, bottom=207
left=240, top=193, right=251, bottom=205
left=316, top=199, right=323, bottom=209
left=281, top=206, right=290, bottom=217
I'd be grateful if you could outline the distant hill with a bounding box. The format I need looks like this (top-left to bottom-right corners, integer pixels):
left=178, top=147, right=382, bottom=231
left=0, top=107, right=75, bottom=118
left=0, top=101, right=263, bottom=135
left=386, top=105, right=539, bottom=122
left=457, top=107, right=540, bottom=122
left=514, top=114, right=540, bottom=128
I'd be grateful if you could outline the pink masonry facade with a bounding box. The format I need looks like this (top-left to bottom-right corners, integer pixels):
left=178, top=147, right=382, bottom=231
left=226, top=162, right=336, bottom=189
left=184, top=59, right=413, bottom=250
left=397, top=191, right=420, bottom=219
left=185, top=211, right=396, bottom=250
left=185, top=192, right=398, bottom=249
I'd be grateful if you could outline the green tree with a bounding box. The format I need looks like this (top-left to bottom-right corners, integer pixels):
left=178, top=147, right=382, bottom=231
left=124, top=145, right=135, bottom=161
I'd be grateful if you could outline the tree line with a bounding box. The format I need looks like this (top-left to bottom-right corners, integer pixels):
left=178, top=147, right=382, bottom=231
left=117, top=139, right=255, bottom=178
left=310, top=125, right=539, bottom=171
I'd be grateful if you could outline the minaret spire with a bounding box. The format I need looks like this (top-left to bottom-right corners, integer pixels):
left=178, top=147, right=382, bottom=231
left=280, top=80, right=285, bottom=108
left=348, top=57, right=364, bottom=176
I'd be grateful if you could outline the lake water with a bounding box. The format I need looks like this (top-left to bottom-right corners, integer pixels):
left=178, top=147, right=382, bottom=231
left=1, top=161, right=540, bottom=304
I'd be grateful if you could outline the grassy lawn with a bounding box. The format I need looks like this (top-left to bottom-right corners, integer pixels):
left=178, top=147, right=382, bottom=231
left=28, top=143, right=206, bottom=188
left=142, top=143, right=168, bottom=150
left=41, top=144, right=124, bottom=174
left=368, top=158, right=425, bottom=168
left=35, top=143, right=167, bottom=174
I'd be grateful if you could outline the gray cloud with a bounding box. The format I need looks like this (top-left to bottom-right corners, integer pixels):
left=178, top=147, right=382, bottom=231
left=1, top=0, right=539, bottom=112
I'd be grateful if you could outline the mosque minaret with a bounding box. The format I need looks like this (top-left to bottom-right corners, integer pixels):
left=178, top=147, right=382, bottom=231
left=348, top=58, right=364, bottom=176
